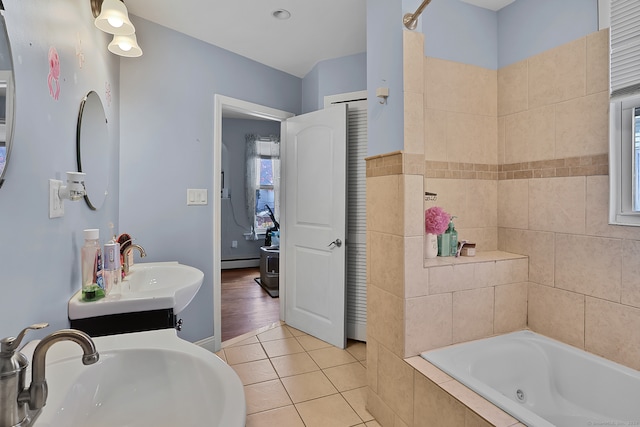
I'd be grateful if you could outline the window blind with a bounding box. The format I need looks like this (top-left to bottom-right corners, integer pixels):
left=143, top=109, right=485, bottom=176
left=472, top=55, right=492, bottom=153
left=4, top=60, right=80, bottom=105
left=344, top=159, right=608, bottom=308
left=611, top=0, right=640, bottom=97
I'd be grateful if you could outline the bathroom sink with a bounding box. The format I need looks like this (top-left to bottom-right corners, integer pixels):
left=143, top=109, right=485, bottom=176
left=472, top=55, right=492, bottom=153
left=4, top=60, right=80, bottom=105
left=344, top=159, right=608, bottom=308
left=23, top=329, right=245, bottom=427
left=68, top=262, right=204, bottom=320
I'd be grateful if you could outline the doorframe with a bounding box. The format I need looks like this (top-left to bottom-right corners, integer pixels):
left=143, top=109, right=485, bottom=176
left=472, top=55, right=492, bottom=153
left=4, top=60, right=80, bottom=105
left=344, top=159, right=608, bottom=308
left=213, top=94, right=294, bottom=351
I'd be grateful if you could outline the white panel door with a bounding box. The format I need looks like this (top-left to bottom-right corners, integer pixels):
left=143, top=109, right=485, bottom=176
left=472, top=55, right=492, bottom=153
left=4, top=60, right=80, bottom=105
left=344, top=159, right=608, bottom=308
left=283, top=105, right=347, bottom=349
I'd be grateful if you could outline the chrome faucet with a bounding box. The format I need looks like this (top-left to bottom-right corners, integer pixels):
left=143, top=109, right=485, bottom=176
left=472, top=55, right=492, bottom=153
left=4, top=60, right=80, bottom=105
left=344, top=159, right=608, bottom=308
left=0, top=323, right=99, bottom=427
left=122, top=243, right=147, bottom=275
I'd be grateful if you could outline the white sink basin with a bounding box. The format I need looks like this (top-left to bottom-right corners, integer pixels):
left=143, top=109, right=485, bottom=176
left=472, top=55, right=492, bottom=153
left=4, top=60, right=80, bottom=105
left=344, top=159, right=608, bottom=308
left=68, top=262, right=204, bottom=319
left=25, top=329, right=245, bottom=427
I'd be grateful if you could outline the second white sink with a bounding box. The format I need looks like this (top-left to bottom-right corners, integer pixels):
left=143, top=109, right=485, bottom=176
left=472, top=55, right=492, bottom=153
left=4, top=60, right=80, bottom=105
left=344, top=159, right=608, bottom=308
left=68, top=262, right=204, bottom=320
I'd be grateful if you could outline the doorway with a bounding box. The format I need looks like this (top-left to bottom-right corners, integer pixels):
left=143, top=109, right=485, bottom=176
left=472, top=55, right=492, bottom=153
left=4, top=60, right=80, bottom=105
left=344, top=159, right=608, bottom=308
left=213, top=95, right=294, bottom=351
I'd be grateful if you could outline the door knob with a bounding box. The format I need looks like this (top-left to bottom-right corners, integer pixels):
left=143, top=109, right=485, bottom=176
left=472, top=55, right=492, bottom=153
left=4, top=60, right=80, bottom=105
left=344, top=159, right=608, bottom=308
left=328, top=238, right=342, bottom=248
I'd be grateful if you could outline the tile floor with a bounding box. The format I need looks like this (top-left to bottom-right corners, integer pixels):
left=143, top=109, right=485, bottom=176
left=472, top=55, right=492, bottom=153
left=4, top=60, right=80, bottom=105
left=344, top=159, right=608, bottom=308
left=215, top=322, right=380, bottom=427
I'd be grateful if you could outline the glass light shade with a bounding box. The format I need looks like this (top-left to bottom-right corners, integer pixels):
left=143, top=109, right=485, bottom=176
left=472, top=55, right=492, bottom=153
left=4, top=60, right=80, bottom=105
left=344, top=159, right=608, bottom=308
left=108, top=33, right=143, bottom=57
left=95, top=0, right=135, bottom=35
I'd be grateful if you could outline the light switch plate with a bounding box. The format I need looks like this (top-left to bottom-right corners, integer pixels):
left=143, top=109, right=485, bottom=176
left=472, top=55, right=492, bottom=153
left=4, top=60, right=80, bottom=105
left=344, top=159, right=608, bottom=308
left=187, top=189, right=208, bottom=206
left=49, top=179, right=64, bottom=218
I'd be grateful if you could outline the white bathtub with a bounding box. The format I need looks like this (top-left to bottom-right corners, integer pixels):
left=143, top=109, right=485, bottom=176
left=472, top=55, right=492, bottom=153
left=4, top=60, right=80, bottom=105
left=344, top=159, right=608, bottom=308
left=421, top=330, right=640, bottom=427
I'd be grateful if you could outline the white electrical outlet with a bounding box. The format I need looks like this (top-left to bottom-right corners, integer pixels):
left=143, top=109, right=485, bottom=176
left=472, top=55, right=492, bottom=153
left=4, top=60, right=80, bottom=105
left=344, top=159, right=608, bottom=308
left=231, top=240, right=238, bottom=248
left=49, top=179, right=64, bottom=218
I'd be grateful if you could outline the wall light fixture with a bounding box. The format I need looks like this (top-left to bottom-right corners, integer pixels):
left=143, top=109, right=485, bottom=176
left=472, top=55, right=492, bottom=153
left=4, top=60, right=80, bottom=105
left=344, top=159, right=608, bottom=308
left=91, top=0, right=143, bottom=57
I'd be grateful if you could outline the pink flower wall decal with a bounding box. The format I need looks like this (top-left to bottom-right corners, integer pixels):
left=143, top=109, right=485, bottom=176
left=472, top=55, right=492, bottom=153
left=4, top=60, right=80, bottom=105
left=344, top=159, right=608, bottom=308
left=48, top=46, right=60, bottom=100
left=105, top=81, right=112, bottom=107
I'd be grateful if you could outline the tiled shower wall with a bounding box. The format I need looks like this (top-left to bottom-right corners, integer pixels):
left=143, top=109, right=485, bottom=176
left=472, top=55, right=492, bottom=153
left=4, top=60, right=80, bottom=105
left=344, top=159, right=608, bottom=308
left=366, top=28, right=640, bottom=427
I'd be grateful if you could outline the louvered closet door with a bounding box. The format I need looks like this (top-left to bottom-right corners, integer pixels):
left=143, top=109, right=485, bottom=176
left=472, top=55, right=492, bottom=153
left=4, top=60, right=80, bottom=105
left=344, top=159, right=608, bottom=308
left=346, top=99, right=368, bottom=341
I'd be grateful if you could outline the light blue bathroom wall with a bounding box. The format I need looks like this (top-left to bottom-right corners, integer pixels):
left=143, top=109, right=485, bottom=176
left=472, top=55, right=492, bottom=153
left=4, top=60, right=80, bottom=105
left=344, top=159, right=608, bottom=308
left=119, top=17, right=301, bottom=343
left=0, top=0, right=120, bottom=339
left=301, top=52, right=367, bottom=114
left=366, top=0, right=407, bottom=156
left=422, top=0, right=498, bottom=69
left=221, top=118, right=280, bottom=261
left=498, top=0, right=598, bottom=68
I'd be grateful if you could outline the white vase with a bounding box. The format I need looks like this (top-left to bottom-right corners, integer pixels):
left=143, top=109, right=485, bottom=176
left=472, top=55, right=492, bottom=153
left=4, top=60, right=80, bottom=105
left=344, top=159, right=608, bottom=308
left=425, top=233, right=438, bottom=259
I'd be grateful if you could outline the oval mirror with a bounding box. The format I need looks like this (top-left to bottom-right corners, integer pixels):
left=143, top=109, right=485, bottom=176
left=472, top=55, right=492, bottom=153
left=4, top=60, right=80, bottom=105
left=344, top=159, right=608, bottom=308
left=76, top=91, right=109, bottom=210
left=0, top=10, right=15, bottom=189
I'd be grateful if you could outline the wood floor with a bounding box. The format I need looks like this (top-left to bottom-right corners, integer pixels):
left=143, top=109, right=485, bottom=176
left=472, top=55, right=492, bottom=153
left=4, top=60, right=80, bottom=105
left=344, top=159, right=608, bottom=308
left=221, top=267, right=280, bottom=342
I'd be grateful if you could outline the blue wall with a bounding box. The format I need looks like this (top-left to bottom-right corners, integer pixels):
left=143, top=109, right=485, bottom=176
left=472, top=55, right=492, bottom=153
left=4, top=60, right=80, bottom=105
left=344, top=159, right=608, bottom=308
left=422, top=0, right=498, bottom=70
left=366, top=0, right=406, bottom=156
left=498, top=0, right=598, bottom=68
left=119, top=17, right=302, bottom=342
left=302, top=52, right=367, bottom=114
left=0, top=0, right=120, bottom=339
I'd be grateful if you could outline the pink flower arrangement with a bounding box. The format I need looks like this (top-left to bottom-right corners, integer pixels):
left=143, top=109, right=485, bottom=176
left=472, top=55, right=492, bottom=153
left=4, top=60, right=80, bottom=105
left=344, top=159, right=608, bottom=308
left=424, top=206, right=450, bottom=235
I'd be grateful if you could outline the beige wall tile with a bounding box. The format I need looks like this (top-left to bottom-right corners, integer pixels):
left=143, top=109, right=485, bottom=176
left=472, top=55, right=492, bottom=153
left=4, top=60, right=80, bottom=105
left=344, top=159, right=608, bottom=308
left=457, top=227, right=498, bottom=252
left=446, top=112, right=497, bottom=164
left=586, top=297, right=640, bottom=371
left=586, top=29, right=609, bottom=95
left=367, top=338, right=379, bottom=392
left=404, top=91, right=425, bottom=155
left=405, top=293, right=453, bottom=355
left=367, top=388, right=395, bottom=427
left=414, top=374, right=466, bottom=427
left=425, top=57, right=497, bottom=117
left=494, top=282, right=528, bottom=334
left=498, top=59, right=528, bottom=116
left=367, top=175, right=403, bottom=235
left=440, top=380, right=520, bottom=427
left=370, top=231, right=405, bottom=297
left=622, top=239, right=640, bottom=309
left=424, top=108, right=448, bottom=162
left=453, top=288, right=495, bottom=343
left=556, top=91, right=609, bottom=158
left=497, top=116, right=505, bottom=165
left=528, top=177, right=586, bottom=234
left=555, top=234, right=622, bottom=303
left=403, top=174, right=425, bottom=237
left=406, top=236, right=429, bottom=298
left=378, top=345, right=415, bottom=425
left=465, top=180, right=498, bottom=229
left=368, top=285, right=404, bottom=356
left=498, top=180, right=528, bottom=229
left=424, top=178, right=466, bottom=222
left=495, top=258, right=529, bottom=285
left=403, top=30, right=424, bottom=94
left=499, top=228, right=555, bottom=286
left=504, top=105, right=555, bottom=163
left=528, top=37, right=586, bottom=109
left=528, top=283, right=585, bottom=348
left=429, top=264, right=475, bottom=294
left=465, top=410, right=494, bottom=427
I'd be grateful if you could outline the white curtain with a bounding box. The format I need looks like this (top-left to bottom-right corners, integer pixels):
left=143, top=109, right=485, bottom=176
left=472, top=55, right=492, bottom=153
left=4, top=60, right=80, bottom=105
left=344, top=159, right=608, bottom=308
left=245, top=134, right=279, bottom=240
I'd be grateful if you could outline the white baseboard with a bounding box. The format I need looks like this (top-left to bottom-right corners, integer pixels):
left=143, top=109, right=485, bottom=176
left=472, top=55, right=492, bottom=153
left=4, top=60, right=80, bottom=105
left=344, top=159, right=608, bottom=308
left=221, top=258, right=260, bottom=269
left=195, top=336, right=217, bottom=353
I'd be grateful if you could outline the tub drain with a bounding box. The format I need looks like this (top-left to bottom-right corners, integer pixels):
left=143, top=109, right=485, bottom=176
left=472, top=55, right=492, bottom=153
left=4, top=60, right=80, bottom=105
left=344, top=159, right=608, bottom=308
left=515, top=389, right=526, bottom=403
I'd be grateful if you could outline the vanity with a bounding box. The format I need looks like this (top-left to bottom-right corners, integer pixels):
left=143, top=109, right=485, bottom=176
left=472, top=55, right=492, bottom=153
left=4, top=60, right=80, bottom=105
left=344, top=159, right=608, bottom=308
left=68, top=261, right=204, bottom=337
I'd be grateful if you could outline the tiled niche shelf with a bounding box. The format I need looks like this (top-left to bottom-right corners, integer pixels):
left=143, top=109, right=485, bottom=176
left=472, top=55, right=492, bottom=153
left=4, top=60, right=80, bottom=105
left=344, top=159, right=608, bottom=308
left=424, top=250, right=527, bottom=268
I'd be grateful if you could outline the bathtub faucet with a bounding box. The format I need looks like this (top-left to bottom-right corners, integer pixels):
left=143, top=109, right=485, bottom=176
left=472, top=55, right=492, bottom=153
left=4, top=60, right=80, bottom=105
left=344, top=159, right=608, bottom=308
left=0, top=323, right=99, bottom=427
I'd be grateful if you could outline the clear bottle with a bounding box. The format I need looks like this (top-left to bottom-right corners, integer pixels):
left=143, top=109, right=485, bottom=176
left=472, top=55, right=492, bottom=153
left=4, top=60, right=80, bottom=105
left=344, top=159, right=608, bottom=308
left=103, top=241, right=121, bottom=295
left=449, top=217, right=458, bottom=257
left=81, top=229, right=104, bottom=301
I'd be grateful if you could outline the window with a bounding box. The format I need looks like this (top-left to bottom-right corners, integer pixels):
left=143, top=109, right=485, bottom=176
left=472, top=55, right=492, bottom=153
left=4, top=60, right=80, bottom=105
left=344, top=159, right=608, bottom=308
left=610, top=94, right=640, bottom=225
left=255, top=156, right=277, bottom=232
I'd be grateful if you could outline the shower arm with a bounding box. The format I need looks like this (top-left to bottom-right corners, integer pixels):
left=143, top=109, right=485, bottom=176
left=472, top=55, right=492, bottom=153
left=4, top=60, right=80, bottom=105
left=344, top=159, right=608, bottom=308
left=403, top=0, right=432, bottom=30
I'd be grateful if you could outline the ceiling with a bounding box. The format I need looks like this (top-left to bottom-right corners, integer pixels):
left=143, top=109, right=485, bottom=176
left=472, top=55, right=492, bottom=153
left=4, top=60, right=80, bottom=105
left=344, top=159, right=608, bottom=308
left=124, top=0, right=367, bottom=79
left=124, top=1, right=516, bottom=80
